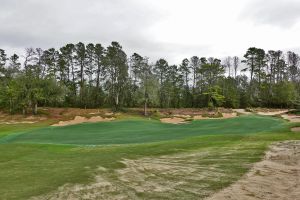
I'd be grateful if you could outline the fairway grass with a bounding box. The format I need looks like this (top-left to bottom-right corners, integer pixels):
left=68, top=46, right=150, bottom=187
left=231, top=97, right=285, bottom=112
left=0, top=115, right=299, bottom=199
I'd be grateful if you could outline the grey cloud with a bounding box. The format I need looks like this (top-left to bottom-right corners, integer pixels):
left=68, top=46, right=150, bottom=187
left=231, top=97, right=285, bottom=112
left=124, top=39, right=212, bottom=64
left=0, top=0, right=164, bottom=55
left=0, top=0, right=210, bottom=63
left=241, top=0, right=300, bottom=28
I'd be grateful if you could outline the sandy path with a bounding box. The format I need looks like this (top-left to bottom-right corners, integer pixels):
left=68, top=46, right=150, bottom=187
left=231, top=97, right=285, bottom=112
left=207, top=140, right=300, bottom=200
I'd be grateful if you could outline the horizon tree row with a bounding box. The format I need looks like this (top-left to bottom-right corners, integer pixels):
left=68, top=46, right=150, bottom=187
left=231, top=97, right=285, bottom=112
left=0, top=42, right=299, bottom=115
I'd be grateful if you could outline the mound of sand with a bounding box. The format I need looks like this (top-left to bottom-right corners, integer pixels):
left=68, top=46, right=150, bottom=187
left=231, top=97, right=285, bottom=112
left=160, top=117, right=187, bottom=124
left=52, top=116, right=115, bottom=127
left=207, top=140, right=300, bottom=200
left=161, top=113, right=237, bottom=124
left=173, top=114, right=191, bottom=119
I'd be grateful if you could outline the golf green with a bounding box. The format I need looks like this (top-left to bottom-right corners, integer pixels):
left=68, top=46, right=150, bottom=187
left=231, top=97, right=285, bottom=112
left=1, top=115, right=287, bottom=145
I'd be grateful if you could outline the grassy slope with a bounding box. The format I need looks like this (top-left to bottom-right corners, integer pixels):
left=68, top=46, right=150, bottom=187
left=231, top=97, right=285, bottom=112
left=0, top=115, right=299, bottom=199
left=2, top=115, right=285, bottom=145
left=0, top=121, right=52, bottom=139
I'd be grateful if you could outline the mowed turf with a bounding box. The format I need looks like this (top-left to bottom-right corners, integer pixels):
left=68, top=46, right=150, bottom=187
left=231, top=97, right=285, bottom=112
left=1, top=115, right=286, bottom=145
left=0, top=115, right=299, bottom=199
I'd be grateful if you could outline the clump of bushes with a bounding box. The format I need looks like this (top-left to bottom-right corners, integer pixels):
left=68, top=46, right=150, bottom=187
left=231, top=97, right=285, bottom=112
left=150, top=110, right=164, bottom=120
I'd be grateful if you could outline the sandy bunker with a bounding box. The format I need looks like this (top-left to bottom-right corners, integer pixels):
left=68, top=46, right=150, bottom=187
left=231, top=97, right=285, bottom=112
left=52, top=116, right=115, bottom=127
left=160, top=117, right=187, bottom=124
left=160, top=113, right=237, bottom=124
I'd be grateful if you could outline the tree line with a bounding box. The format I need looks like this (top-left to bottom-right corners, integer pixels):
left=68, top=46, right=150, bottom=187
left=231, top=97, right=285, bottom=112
left=0, top=42, right=299, bottom=115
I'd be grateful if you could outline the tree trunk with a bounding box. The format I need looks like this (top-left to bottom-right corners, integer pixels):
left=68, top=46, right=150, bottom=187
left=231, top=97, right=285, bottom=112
left=33, top=103, right=38, bottom=115
left=9, top=99, right=12, bottom=114
left=234, top=68, right=237, bottom=78
left=80, top=62, right=84, bottom=105
left=115, top=93, right=119, bottom=110
left=144, top=99, right=148, bottom=116
left=96, top=65, right=100, bottom=89
left=71, top=61, right=76, bottom=96
left=96, top=64, right=101, bottom=106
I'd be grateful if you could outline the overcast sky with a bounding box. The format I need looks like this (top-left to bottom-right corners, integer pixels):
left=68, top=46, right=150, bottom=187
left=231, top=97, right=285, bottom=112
left=1, top=0, right=300, bottom=64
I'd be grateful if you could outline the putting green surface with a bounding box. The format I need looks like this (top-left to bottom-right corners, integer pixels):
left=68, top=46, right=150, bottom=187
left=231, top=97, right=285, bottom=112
left=1, top=115, right=286, bottom=145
